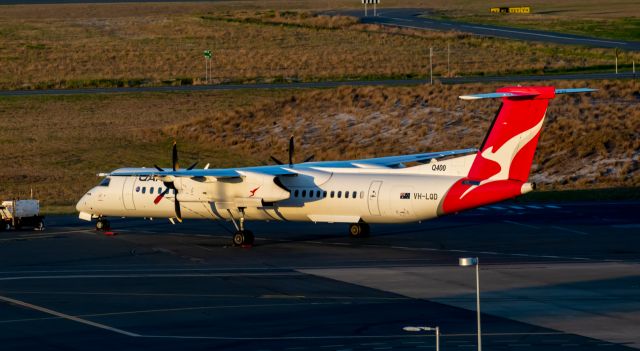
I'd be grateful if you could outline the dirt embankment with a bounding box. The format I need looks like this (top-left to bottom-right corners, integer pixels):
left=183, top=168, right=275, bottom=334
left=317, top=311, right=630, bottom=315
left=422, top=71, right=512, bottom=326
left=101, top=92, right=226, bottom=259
left=156, top=80, right=640, bottom=190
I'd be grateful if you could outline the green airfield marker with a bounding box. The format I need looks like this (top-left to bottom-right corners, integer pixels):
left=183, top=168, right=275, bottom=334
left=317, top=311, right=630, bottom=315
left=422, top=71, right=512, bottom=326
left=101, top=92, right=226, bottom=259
left=203, top=50, right=212, bottom=83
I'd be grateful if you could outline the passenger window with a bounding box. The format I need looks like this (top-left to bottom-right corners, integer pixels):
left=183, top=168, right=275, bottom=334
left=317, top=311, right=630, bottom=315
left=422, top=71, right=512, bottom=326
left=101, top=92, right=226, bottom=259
left=323, top=191, right=327, bottom=198
left=345, top=191, right=349, bottom=199
left=316, top=190, right=321, bottom=197
left=337, top=191, right=342, bottom=198
left=302, top=190, right=306, bottom=198
left=158, top=187, right=163, bottom=194
left=294, top=190, right=299, bottom=197
left=150, top=187, right=154, bottom=194
left=330, top=191, right=335, bottom=198
left=135, top=186, right=140, bottom=192
left=353, top=191, right=357, bottom=199
left=142, top=187, right=146, bottom=194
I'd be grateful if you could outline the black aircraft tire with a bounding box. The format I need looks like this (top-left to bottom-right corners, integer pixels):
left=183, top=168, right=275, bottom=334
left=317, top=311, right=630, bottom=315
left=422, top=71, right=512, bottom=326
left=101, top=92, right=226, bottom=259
left=233, top=231, right=254, bottom=246
left=349, top=223, right=370, bottom=238
left=233, top=231, right=245, bottom=246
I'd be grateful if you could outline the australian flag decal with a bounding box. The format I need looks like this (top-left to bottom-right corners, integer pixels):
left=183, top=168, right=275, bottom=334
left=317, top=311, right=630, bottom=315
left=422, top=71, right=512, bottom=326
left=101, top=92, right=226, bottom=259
left=400, top=192, right=410, bottom=199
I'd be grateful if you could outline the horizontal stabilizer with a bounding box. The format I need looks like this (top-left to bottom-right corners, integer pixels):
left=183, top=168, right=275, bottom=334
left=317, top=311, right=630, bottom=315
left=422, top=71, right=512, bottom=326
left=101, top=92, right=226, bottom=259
left=555, top=88, right=598, bottom=95
left=459, top=87, right=596, bottom=100
left=459, top=92, right=539, bottom=100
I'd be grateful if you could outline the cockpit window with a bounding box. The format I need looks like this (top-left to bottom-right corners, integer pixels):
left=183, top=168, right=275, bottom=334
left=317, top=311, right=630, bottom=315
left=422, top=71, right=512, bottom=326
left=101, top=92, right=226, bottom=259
left=98, top=177, right=111, bottom=187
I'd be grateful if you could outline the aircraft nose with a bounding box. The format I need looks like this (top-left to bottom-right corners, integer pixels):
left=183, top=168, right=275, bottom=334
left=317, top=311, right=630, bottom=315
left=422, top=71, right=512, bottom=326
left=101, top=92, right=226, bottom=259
left=76, top=194, right=88, bottom=213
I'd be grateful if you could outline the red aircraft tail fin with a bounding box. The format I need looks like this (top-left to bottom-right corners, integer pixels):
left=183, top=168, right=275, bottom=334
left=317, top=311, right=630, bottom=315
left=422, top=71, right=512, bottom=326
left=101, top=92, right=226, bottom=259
left=440, top=86, right=595, bottom=214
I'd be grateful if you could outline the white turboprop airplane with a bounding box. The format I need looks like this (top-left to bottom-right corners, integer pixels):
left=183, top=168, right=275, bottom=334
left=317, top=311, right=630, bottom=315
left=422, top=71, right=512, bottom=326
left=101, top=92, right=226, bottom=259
left=76, top=86, right=594, bottom=246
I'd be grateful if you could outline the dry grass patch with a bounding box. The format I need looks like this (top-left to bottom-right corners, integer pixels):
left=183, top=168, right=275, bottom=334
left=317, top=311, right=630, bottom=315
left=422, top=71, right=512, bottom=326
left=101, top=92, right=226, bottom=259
left=157, top=80, right=640, bottom=191
left=0, top=4, right=637, bottom=90
left=0, top=90, right=289, bottom=209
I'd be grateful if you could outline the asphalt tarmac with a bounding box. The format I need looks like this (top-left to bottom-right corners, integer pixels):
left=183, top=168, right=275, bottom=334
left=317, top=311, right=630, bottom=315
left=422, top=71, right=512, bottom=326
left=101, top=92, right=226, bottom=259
left=0, top=200, right=639, bottom=350
left=0, top=72, right=637, bottom=97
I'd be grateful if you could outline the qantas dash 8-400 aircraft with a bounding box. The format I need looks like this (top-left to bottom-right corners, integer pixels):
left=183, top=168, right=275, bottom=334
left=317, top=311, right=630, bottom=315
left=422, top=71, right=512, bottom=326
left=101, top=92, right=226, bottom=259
left=76, top=86, right=593, bottom=246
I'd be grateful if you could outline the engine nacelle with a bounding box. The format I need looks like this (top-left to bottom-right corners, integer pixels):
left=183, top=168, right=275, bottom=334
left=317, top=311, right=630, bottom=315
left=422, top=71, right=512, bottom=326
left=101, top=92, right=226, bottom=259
left=174, top=171, right=290, bottom=204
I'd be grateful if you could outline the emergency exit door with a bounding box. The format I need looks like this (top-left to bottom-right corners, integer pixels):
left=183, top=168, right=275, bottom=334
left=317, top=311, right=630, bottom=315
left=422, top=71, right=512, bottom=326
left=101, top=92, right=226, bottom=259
left=122, top=177, right=136, bottom=210
left=367, top=180, right=382, bottom=216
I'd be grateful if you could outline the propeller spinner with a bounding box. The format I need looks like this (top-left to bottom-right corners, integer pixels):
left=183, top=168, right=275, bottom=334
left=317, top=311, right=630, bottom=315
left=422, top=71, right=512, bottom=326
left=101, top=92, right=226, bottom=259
left=153, top=141, right=198, bottom=222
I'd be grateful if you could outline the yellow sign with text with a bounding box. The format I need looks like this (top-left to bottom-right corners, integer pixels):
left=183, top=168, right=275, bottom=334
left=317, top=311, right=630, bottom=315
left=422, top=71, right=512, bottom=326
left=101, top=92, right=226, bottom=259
left=490, top=7, right=531, bottom=14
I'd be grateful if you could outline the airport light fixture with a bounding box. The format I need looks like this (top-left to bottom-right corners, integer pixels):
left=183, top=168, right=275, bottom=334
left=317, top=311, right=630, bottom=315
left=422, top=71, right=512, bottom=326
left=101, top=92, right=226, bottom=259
left=459, top=257, right=482, bottom=351
left=403, top=326, right=440, bottom=351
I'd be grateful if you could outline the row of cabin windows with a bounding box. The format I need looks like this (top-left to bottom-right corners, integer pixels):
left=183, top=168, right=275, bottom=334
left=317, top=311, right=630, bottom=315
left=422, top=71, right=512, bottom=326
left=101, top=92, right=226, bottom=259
left=135, top=186, right=176, bottom=195
left=292, top=189, right=364, bottom=199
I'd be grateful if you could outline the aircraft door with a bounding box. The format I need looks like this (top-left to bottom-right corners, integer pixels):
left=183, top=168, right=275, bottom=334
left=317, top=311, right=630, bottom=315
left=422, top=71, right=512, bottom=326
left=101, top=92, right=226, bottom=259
left=122, top=177, right=136, bottom=210
left=367, top=180, right=383, bottom=216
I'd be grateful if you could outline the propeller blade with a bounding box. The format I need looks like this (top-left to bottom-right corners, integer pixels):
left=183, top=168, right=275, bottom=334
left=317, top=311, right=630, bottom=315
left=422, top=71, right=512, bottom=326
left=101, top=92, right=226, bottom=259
left=172, top=141, right=179, bottom=171
left=153, top=187, right=170, bottom=205
left=174, top=198, right=182, bottom=222
left=288, top=136, right=294, bottom=167
left=154, top=165, right=164, bottom=172
left=302, top=155, right=315, bottom=163
left=270, top=156, right=284, bottom=165
left=186, top=161, right=198, bottom=170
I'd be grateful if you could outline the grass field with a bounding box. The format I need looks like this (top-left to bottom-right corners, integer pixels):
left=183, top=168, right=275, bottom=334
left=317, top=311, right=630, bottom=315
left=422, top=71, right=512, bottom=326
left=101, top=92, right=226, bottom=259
left=422, top=0, right=640, bottom=42
left=0, top=80, right=637, bottom=213
left=0, top=3, right=637, bottom=91
left=0, top=90, right=290, bottom=211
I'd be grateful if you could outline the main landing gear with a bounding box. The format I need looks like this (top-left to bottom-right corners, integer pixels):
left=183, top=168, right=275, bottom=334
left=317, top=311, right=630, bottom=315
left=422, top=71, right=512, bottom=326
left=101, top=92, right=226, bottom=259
left=348, top=222, right=370, bottom=238
left=228, top=209, right=254, bottom=246
left=96, top=217, right=110, bottom=231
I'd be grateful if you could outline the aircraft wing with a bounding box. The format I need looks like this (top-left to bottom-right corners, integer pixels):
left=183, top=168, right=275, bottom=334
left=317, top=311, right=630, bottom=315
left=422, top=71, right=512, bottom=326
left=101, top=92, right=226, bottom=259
left=107, top=166, right=296, bottom=179
left=104, top=149, right=476, bottom=177
left=303, top=148, right=478, bottom=169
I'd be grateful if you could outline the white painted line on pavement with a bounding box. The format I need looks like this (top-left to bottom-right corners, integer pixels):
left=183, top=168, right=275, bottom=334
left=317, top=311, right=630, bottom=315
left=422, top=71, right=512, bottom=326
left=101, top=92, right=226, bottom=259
left=0, top=235, right=59, bottom=242
left=550, top=226, right=588, bottom=235
left=389, top=17, right=414, bottom=22
left=0, top=272, right=303, bottom=281
left=0, top=295, right=140, bottom=337
left=503, top=220, right=540, bottom=229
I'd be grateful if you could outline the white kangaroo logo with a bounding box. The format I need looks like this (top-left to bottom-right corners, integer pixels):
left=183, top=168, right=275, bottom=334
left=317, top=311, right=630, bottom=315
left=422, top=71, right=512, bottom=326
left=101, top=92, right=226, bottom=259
left=460, top=114, right=545, bottom=199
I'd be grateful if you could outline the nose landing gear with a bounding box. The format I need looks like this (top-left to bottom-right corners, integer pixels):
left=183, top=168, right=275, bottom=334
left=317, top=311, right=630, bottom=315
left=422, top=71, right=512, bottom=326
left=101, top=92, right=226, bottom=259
left=228, top=209, right=254, bottom=246
left=96, top=217, right=111, bottom=231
